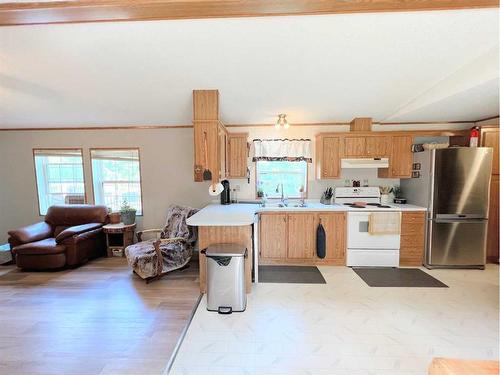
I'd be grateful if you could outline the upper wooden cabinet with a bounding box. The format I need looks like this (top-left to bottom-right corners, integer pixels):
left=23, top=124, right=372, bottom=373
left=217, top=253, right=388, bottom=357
left=193, top=90, right=227, bottom=183
left=316, top=135, right=341, bottom=179
left=227, top=133, right=248, bottom=178
left=378, top=135, right=413, bottom=178
left=481, top=128, right=499, bottom=175
left=343, top=135, right=391, bottom=158
left=366, top=136, right=391, bottom=157
left=343, top=137, right=366, bottom=157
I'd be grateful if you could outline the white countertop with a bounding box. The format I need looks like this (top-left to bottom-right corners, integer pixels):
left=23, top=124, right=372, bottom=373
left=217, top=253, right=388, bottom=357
left=187, top=202, right=426, bottom=226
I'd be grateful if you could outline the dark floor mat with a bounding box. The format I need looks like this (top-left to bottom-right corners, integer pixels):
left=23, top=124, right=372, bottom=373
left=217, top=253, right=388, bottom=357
left=259, top=265, right=326, bottom=284
left=353, top=268, right=448, bottom=287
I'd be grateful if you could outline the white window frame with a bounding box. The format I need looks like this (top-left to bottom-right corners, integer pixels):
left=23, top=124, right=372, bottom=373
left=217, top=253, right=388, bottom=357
left=90, top=148, right=144, bottom=215
left=255, top=160, right=308, bottom=199
left=33, top=148, right=86, bottom=216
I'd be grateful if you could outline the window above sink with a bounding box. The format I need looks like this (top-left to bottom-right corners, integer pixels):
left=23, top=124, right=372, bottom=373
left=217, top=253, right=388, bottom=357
left=256, top=160, right=307, bottom=199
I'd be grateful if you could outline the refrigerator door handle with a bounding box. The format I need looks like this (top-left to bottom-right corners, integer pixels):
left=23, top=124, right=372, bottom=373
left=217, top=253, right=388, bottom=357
left=434, top=218, right=488, bottom=224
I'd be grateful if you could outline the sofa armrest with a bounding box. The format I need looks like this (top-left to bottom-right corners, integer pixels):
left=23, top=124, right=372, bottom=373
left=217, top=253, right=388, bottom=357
left=72, top=227, right=103, bottom=243
left=55, top=223, right=103, bottom=243
left=8, top=222, right=53, bottom=245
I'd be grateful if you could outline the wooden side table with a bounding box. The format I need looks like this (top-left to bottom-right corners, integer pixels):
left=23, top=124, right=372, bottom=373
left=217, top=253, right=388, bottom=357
left=102, top=223, right=136, bottom=257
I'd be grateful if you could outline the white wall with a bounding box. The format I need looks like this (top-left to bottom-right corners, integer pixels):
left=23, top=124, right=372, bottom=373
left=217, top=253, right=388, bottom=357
left=0, top=122, right=472, bottom=243
left=0, top=128, right=211, bottom=243
left=227, top=123, right=470, bottom=200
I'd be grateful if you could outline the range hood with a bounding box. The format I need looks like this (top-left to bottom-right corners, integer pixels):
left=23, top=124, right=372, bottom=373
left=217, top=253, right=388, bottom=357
left=341, top=158, right=389, bottom=169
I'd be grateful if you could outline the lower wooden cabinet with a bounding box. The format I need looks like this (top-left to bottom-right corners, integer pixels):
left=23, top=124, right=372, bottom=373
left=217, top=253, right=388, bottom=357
left=317, top=213, right=346, bottom=265
left=287, top=214, right=316, bottom=259
left=487, top=175, right=499, bottom=263
left=259, top=213, right=287, bottom=261
left=259, top=212, right=346, bottom=265
left=399, top=211, right=425, bottom=266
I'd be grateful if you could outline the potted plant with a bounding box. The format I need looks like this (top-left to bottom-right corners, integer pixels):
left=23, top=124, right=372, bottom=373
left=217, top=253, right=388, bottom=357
left=120, top=200, right=137, bottom=225
left=108, top=207, right=121, bottom=224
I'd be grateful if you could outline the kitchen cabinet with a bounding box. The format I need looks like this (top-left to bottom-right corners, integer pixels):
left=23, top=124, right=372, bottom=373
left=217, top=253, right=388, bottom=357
left=260, top=213, right=287, bottom=260
left=193, top=90, right=228, bottom=183
left=366, top=136, right=391, bottom=157
left=343, top=137, right=366, bottom=157
left=480, top=127, right=499, bottom=263
left=287, top=214, right=316, bottom=259
left=399, top=211, right=425, bottom=266
left=259, top=211, right=346, bottom=265
left=481, top=128, right=499, bottom=175
left=316, top=135, right=341, bottom=179
left=378, top=135, right=413, bottom=178
left=487, top=175, right=499, bottom=263
left=227, top=133, right=248, bottom=178
left=316, top=213, right=346, bottom=264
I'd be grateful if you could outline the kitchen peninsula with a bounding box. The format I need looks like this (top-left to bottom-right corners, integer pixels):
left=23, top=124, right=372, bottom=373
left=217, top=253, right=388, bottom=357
left=187, top=201, right=427, bottom=292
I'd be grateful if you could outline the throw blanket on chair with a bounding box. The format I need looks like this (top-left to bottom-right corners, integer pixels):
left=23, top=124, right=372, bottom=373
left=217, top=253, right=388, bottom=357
left=125, top=205, right=199, bottom=281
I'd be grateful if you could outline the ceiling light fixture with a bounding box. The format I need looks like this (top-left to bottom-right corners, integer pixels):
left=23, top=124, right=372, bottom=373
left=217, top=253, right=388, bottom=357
left=275, top=114, right=290, bottom=129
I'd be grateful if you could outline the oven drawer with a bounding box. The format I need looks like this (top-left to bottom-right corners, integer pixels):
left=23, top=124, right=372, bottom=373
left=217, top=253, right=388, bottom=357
left=347, top=249, right=400, bottom=267
left=348, top=212, right=400, bottom=249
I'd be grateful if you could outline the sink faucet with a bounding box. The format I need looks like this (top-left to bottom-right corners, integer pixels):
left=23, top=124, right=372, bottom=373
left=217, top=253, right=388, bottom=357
left=275, top=183, right=288, bottom=207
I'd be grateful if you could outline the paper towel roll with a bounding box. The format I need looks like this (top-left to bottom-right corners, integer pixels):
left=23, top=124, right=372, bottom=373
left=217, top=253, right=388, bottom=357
left=208, top=183, right=224, bottom=196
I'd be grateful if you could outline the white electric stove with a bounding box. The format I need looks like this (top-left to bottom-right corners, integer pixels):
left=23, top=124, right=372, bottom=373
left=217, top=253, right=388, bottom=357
left=334, top=187, right=401, bottom=267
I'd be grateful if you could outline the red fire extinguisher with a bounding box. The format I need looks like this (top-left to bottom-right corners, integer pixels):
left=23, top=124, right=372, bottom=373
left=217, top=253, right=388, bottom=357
left=469, top=126, right=479, bottom=147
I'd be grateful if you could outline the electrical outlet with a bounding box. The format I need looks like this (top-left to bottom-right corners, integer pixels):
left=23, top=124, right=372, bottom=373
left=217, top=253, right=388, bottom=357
left=235, top=185, right=241, bottom=192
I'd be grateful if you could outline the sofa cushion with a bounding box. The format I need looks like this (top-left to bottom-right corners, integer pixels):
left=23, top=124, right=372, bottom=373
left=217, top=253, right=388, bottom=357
left=45, top=205, right=108, bottom=227
left=55, top=223, right=103, bottom=243
left=12, top=238, right=66, bottom=255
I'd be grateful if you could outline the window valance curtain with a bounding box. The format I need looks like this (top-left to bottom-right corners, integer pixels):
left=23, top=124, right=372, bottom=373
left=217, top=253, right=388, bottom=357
left=251, top=139, right=312, bottom=162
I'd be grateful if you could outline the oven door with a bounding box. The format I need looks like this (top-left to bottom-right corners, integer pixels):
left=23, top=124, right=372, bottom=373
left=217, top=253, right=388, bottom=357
left=347, top=212, right=400, bottom=249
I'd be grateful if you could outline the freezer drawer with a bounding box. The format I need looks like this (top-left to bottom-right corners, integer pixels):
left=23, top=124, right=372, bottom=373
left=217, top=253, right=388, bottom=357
left=427, top=220, right=487, bottom=268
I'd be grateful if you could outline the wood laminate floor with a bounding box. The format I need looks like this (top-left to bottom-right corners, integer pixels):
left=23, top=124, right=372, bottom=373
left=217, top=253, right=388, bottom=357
left=0, top=257, right=201, bottom=375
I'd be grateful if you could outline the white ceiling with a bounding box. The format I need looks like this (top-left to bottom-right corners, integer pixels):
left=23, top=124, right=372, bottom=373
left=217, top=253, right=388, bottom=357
left=0, top=8, right=498, bottom=128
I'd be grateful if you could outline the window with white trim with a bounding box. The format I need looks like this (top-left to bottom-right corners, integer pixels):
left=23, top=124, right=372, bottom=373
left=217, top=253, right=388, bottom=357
left=33, top=149, right=86, bottom=215
left=256, top=160, right=307, bottom=199
left=90, top=149, right=143, bottom=215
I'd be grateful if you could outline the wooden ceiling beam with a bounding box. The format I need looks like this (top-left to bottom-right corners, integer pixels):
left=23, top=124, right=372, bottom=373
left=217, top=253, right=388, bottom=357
left=0, top=0, right=498, bottom=26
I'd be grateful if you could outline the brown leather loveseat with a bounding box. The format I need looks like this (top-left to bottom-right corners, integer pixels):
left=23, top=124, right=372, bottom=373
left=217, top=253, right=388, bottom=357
left=8, top=205, right=108, bottom=270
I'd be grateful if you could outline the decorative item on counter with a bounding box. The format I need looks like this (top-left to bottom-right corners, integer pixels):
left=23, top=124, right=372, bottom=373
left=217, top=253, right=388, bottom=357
left=320, top=187, right=333, bottom=205
left=257, top=188, right=264, bottom=198
left=120, top=200, right=137, bottom=225
left=379, top=186, right=393, bottom=205
left=344, top=179, right=350, bottom=187
left=392, top=185, right=407, bottom=204
left=108, top=207, right=121, bottom=224
left=469, top=126, right=479, bottom=147
left=363, top=179, right=369, bottom=187
left=352, top=180, right=361, bottom=187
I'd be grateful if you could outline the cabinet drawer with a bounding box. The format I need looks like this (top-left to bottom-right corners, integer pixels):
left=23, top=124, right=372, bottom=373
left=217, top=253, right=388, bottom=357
left=402, top=212, right=425, bottom=224
left=401, top=234, right=425, bottom=248
left=401, top=223, right=425, bottom=237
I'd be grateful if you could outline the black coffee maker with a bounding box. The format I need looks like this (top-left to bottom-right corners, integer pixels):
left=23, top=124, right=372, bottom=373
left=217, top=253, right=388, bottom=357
left=220, top=180, right=231, bottom=205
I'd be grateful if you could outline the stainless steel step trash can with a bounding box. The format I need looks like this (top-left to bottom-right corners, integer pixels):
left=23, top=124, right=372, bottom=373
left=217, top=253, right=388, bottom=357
left=203, top=243, right=247, bottom=314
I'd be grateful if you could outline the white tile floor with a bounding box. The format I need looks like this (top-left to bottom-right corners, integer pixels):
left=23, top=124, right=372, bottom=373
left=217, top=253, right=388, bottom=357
left=171, top=266, right=499, bottom=375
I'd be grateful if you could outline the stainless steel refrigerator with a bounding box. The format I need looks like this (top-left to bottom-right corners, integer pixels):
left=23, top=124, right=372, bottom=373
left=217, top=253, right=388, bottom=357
left=401, top=147, right=493, bottom=269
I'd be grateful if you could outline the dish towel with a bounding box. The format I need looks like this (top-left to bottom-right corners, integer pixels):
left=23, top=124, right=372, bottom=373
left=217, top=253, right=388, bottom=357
left=368, top=212, right=401, bottom=235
